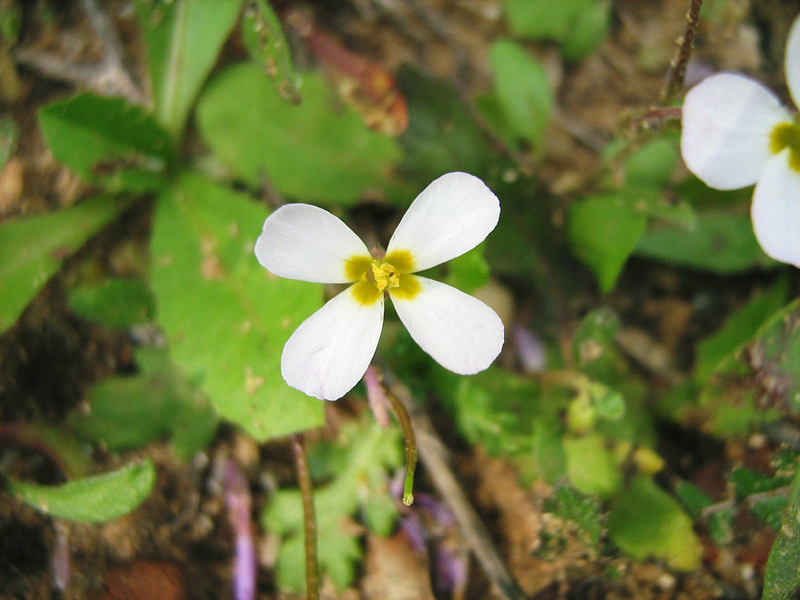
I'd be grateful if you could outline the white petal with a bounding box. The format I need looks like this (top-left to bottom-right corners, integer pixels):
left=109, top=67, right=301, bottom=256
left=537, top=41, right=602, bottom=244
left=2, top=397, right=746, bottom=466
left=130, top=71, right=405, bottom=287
left=681, top=73, right=791, bottom=190
left=785, top=12, right=800, bottom=108
left=386, top=172, right=500, bottom=272
left=255, top=204, right=370, bottom=283
left=751, top=151, right=800, bottom=268
left=282, top=286, right=384, bottom=401
left=390, top=276, right=504, bottom=374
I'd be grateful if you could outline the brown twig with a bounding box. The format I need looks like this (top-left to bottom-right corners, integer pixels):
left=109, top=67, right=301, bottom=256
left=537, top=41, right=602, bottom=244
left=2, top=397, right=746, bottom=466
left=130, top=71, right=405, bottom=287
left=14, top=0, right=143, bottom=103
left=291, top=434, right=319, bottom=600
left=378, top=367, right=528, bottom=600
left=661, top=0, right=704, bottom=104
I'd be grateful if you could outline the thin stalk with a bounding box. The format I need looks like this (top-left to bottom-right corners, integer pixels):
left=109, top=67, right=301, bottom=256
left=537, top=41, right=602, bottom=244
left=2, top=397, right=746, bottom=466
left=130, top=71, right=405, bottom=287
left=291, top=434, right=319, bottom=600
left=661, top=0, right=704, bottom=104
left=382, top=376, right=418, bottom=506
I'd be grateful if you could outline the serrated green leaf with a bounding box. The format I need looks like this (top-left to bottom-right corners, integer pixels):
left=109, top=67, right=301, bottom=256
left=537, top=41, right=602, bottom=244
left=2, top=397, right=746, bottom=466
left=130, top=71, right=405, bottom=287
left=196, top=63, right=400, bottom=206
left=568, top=194, right=647, bottom=293
left=263, top=422, right=402, bottom=592
left=764, top=466, right=800, bottom=600
left=543, top=482, right=605, bottom=548
left=489, top=39, right=553, bottom=149
left=8, top=460, right=156, bottom=523
left=135, top=0, right=244, bottom=140
left=608, top=475, right=703, bottom=571
left=635, top=212, right=777, bottom=272
left=68, top=277, right=155, bottom=329
left=39, top=93, right=171, bottom=192
left=241, top=0, right=300, bottom=103
left=0, top=196, right=130, bottom=333
left=150, top=172, right=324, bottom=440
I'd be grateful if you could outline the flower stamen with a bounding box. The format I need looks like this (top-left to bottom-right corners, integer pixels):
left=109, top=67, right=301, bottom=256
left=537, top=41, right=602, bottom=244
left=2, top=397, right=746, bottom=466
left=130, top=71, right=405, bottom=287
left=770, top=118, right=800, bottom=173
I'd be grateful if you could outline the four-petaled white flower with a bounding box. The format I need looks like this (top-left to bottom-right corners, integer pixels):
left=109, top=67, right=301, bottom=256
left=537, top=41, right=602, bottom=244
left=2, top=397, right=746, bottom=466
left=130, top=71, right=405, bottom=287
left=255, top=172, right=505, bottom=401
left=681, top=12, right=800, bottom=268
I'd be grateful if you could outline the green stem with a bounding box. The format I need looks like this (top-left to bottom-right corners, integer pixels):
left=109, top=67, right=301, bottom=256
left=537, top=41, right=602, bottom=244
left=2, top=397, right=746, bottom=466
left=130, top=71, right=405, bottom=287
left=383, top=379, right=418, bottom=506
left=291, top=434, right=319, bottom=600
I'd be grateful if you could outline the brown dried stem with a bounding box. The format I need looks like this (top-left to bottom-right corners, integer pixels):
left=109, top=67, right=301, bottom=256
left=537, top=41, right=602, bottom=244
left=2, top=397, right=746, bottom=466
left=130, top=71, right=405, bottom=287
left=661, top=0, right=704, bottom=104
left=291, top=434, right=319, bottom=600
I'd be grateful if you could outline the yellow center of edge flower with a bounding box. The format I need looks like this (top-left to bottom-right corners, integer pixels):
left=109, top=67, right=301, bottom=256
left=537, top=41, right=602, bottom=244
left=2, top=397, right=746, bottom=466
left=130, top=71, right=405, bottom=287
left=770, top=118, right=800, bottom=173
left=346, top=250, right=421, bottom=305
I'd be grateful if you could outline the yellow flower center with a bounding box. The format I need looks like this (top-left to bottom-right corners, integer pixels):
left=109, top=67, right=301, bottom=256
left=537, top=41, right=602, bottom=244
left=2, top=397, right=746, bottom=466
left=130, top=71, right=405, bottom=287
left=370, top=260, right=401, bottom=292
left=345, top=250, right=421, bottom=305
left=770, top=118, right=800, bottom=173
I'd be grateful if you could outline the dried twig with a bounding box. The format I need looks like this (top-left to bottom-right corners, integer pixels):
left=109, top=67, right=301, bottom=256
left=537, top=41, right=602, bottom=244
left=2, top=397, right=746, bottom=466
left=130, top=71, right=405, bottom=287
left=14, top=0, right=143, bottom=103
left=661, top=0, right=704, bottom=104
left=291, top=434, right=319, bottom=600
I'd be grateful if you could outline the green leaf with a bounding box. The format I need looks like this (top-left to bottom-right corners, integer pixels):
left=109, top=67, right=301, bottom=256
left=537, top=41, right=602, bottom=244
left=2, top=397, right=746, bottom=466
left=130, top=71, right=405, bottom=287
left=397, top=66, right=494, bottom=187
left=564, top=434, right=622, bottom=498
left=68, top=277, right=155, bottom=329
left=608, top=475, right=703, bottom=571
left=764, top=465, right=800, bottom=600
left=543, top=482, right=605, bottom=548
left=568, top=194, right=648, bottom=293
left=561, top=0, right=611, bottom=61
left=241, top=0, right=300, bottom=104
left=503, top=0, right=609, bottom=60
left=489, top=39, right=553, bottom=149
left=694, top=279, right=789, bottom=382
left=150, top=172, right=324, bottom=440
left=573, top=307, right=619, bottom=367
left=263, top=422, right=402, bottom=592
left=135, top=0, right=244, bottom=140
left=196, top=63, right=400, bottom=206
left=635, top=212, right=777, bottom=272
left=504, top=0, right=588, bottom=40
left=8, top=460, right=156, bottom=523
left=625, top=138, right=679, bottom=188
left=0, top=196, right=130, bottom=333
left=39, top=93, right=172, bottom=192
left=445, top=244, right=490, bottom=294
left=72, top=347, right=217, bottom=459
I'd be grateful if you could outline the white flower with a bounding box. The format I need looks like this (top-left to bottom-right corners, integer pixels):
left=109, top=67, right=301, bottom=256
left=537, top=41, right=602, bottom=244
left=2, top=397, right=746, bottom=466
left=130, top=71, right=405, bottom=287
left=255, top=172, right=505, bottom=401
left=680, top=13, right=800, bottom=268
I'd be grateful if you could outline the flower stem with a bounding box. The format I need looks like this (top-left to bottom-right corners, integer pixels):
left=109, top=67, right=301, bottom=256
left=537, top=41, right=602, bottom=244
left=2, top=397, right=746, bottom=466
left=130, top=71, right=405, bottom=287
left=381, top=374, right=418, bottom=506
left=291, top=434, right=319, bottom=600
left=661, top=0, right=704, bottom=104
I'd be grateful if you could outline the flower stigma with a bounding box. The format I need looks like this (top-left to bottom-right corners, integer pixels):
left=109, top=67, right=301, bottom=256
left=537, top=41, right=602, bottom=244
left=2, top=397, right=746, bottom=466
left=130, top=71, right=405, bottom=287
left=770, top=117, right=800, bottom=172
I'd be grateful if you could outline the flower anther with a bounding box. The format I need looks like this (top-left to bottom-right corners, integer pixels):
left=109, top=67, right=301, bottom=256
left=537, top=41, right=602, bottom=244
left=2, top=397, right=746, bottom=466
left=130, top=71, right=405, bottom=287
left=680, top=12, right=800, bottom=268
left=255, top=172, right=504, bottom=401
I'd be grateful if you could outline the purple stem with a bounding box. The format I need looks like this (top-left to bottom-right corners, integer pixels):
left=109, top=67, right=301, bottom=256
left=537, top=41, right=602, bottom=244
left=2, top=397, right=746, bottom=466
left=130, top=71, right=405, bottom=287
left=364, top=365, right=391, bottom=428
left=224, top=460, right=256, bottom=600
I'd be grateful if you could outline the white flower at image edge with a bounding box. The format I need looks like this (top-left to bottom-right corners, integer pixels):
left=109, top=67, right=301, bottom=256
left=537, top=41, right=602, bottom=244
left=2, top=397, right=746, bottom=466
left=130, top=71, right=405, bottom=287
left=255, top=172, right=505, bottom=401
left=681, top=12, right=800, bottom=268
